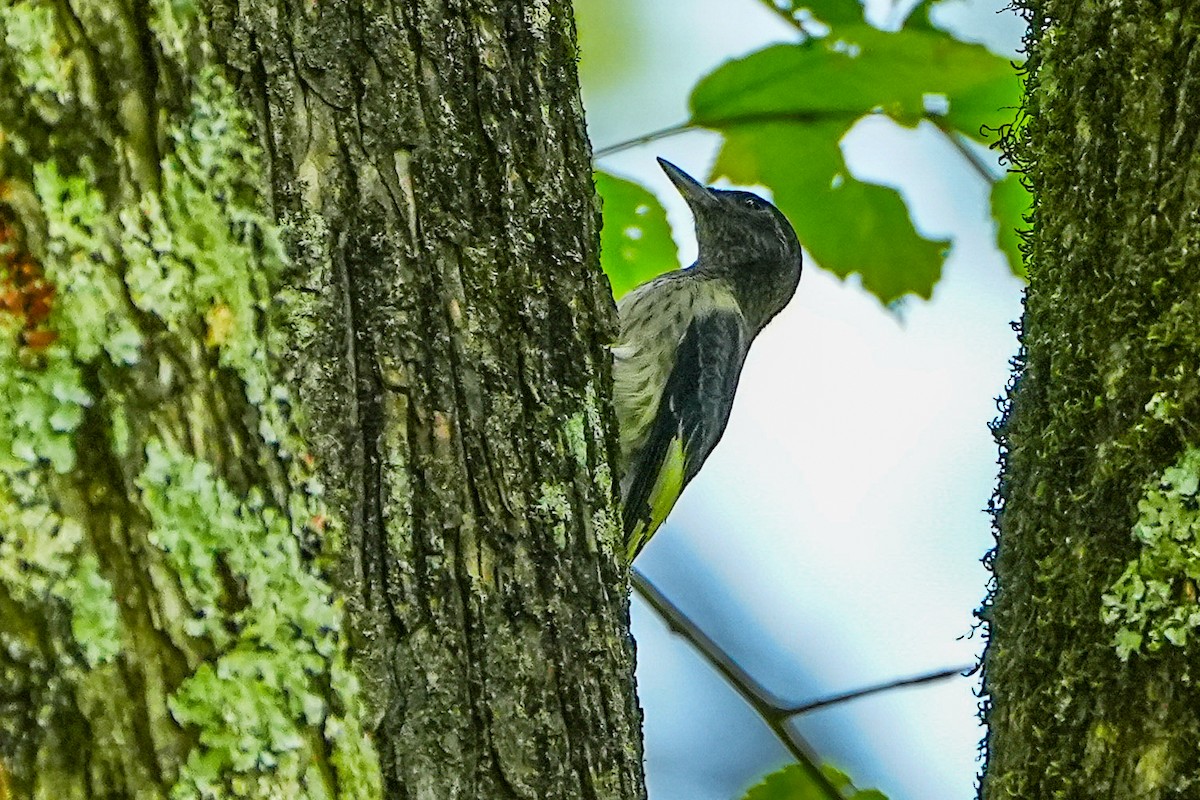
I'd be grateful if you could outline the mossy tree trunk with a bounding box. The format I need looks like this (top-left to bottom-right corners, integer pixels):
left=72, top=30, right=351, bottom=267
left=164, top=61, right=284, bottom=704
left=984, top=4, right=1200, bottom=797
left=0, top=2, right=643, bottom=799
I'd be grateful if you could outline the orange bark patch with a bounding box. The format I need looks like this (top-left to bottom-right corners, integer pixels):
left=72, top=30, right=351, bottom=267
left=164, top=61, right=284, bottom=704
left=0, top=201, right=58, bottom=353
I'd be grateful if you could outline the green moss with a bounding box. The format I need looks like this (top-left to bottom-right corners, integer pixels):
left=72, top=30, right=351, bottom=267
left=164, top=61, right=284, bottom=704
left=1134, top=739, right=1171, bottom=793
left=1102, top=447, right=1200, bottom=659
left=139, top=438, right=380, bottom=799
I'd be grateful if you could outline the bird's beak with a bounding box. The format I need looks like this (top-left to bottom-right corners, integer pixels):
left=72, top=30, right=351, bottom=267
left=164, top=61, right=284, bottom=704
left=658, top=158, right=716, bottom=211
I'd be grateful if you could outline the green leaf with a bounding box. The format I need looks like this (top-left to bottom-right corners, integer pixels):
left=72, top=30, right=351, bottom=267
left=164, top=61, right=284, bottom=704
left=741, top=763, right=889, bottom=800
left=595, top=171, right=680, bottom=301
left=902, top=0, right=938, bottom=31
left=574, top=0, right=647, bottom=93
left=712, top=120, right=948, bottom=303
left=690, top=27, right=1019, bottom=140
left=990, top=173, right=1030, bottom=278
left=786, top=0, right=865, bottom=26
left=742, top=764, right=831, bottom=800
left=688, top=25, right=1020, bottom=302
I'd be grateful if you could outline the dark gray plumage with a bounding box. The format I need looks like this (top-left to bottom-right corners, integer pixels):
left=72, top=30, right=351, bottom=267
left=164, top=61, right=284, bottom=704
left=615, top=158, right=803, bottom=560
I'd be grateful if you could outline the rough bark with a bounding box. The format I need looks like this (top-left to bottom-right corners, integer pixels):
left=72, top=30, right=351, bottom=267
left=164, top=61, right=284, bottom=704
left=210, top=2, right=644, bottom=798
left=0, top=1, right=643, bottom=799
left=983, top=4, right=1200, bottom=798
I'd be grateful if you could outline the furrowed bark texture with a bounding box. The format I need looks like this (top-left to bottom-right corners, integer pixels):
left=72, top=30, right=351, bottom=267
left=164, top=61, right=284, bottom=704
left=0, top=1, right=641, bottom=799
left=209, top=3, right=645, bottom=800
left=984, top=5, right=1200, bottom=798
left=0, top=2, right=391, bottom=797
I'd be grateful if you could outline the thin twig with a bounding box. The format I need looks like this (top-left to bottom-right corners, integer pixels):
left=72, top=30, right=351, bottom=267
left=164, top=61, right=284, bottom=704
left=593, top=122, right=695, bottom=159
left=632, top=568, right=846, bottom=800
left=782, top=664, right=972, bottom=715
left=593, top=109, right=864, bottom=161
left=633, top=567, right=974, bottom=796
left=933, top=119, right=1001, bottom=184
left=594, top=110, right=1002, bottom=195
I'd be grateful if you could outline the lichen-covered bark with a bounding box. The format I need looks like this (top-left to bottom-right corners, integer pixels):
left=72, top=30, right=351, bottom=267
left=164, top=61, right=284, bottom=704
left=205, top=3, right=644, bottom=797
left=0, top=2, right=380, bottom=797
left=0, top=1, right=641, bottom=799
left=983, top=5, right=1200, bottom=798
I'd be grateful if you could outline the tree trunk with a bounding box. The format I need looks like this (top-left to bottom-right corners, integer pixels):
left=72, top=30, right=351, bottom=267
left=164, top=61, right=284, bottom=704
left=984, top=4, right=1200, bottom=797
left=0, top=2, right=644, bottom=799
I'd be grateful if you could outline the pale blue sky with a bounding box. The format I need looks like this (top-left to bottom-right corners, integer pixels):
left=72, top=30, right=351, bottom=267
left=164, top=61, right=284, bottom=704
left=578, top=2, right=1027, bottom=799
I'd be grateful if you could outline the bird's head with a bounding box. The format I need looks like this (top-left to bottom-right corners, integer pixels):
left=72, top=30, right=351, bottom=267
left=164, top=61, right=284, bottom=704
left=658, top=158, right=802, bottom=325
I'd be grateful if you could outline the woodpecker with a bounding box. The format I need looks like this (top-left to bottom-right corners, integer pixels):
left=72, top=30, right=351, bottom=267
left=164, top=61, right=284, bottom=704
left=614, top=158, right=803, bottom=561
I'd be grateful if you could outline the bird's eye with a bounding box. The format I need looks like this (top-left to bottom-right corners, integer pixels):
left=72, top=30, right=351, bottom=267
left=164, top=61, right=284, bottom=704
left=744, top=197, right=761, bottom=210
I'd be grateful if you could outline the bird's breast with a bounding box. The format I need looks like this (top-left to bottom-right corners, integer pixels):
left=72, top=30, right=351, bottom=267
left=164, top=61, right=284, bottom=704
left=611, top=276, right=741, bottom=461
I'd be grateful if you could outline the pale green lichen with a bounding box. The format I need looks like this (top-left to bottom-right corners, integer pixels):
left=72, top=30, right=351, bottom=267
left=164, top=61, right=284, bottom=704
left=591, top=507, right=622, bottom=556
left=561, top=384, right=622, bottom=555
left=1145, top=390, right=1181, bottom=424
left=536, top=482, right=572, bottom=549
left=34, top=160, right=144, bottom=365
left=148, top=0, right=200, bottom=59
left=1102, top=447, right=1200, bottom=659
left=564, top=410, right=588, bottom=468
left=108, top=401, right=131, bottom=456
left=564, top=383, right=613, bottom=494
left=0, top=332, right=92, bottom=474
left=3, top=7, right=382, bottom=795
left=139, top=439, right=379, bottom=799
left=575, top=383, right=623, bottom=554
left=121, top=65, right=293, bottom=446
left=0, top=3, right=73, bottom=114
left=0, top=473, right=121, bottom=667
left=63, top=552, right=122, bottom=667
left=0, top=472, right=81, bottom=597
left=583, top=383, right=614, bottom=494
left=325, top=655, right=383, bottom=800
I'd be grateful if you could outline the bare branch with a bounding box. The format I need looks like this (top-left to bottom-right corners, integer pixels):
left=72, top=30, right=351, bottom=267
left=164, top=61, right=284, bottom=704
left=782, top=664, right=973, bottom=716
left=932, top=119, right=1002, bottom=184
left=633, top=566, right=973, bottom=797
left=593, top=122, right=695, bottom=159
left=632, top=567, right=845, bottom=800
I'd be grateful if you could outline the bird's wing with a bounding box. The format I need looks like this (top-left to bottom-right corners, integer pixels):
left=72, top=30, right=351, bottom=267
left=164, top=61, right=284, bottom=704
left=622, top=309, right=746, bottom=560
